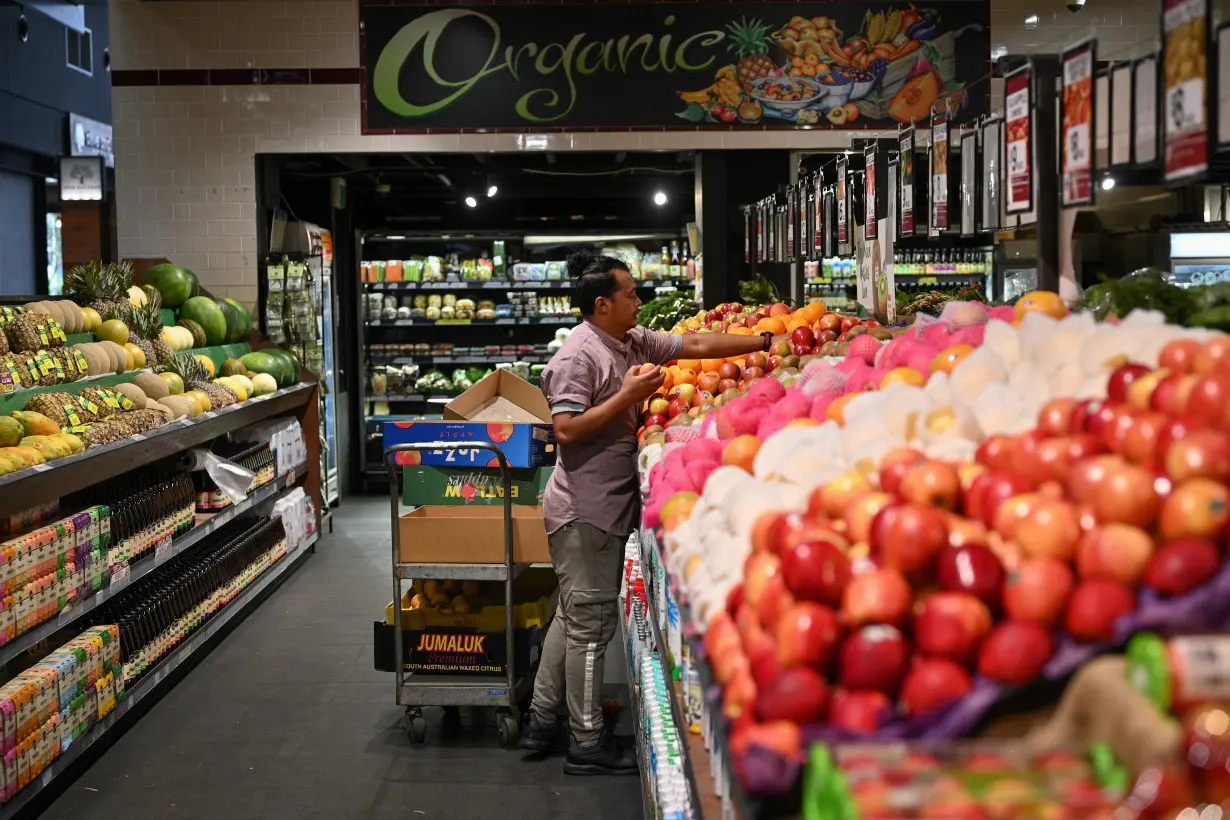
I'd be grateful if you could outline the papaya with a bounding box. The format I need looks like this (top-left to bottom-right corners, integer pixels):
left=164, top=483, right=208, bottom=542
left=21, top=436, right=69, bottom=459
left=889, top=70, right=941, bottom=123
left=0, top=451, right=23, bottom=475
left=10, top=410, right=59, bottom=437
left=0, top=417, right=21, bottom=447
left=4, top=446, right=45, bottom=467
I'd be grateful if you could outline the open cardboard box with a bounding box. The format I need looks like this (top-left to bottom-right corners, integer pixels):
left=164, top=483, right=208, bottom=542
left=383, top=370, right=556, bottom=468
left=397, top=505, right=551, bottom=564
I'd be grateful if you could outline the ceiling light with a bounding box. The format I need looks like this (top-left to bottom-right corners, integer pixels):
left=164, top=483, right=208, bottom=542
left=653, top=191, right=668, bottom=206
left=1024, top=14, right=1039, bottom=27
left=1101, top=177, right=1115, bottom=190
left=464, top=195, right=478, bottom=208
left=487, top=185, right=498, bottom=197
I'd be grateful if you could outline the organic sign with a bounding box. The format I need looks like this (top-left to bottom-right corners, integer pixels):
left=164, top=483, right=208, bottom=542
left=899, top=125, right=916, bottom=235
left=363, top=3, right=990, bottom=130
left=1004, top=64, right=1033, bottom=214
left=813, top=169, right=825, bottom=254
left=1062, top=40, right=1096, bottom=207
left=865, top=144, right=878, bottom=240
left=931, top=101, right=949, bottom=231
left=1162, top=0, right=1208, bottom=181
left=837, top=155, right=849, bottom=245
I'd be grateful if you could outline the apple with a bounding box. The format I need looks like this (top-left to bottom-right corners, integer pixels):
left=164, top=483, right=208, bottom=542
left=1160, top=338, right=1202, bottom=374
left=696, top=373, right=721, bottom=394
left=643, top=413, right=668, bottom=429
left=717, top=378, right=738, bottom=393
left=755, top=666, right=829, bottom=724
left=1107, top=363, right=1152, bottom=403
left=817, top=313, right=843, bottom=333
left=781, top=539, right=851, bottom=606
left=791, top=327, right=816, bottom=349
left=977, top=620, right=1054, bottom=686
left=745, top=351, right=768, bottom=371
left=756, top=573, right=796, bottom=632
left=1185, top=373, right=1230, bottom=429
left=749, top=511, right=785, bottom=554
left=769, top=340, right=791, bottom=357
left=1076, top=524, right=1154, bottom=584
left=722, top=666, right=757, bottom=720
left=1037, top=398, right=1078, bottom=437
left=718, top=362, right=742, bottom=381
left=670, top=383, right=697, bottom=405
left=841, top=567, right=912, bottom=626
left=935, top=543, right=1005, bottom=605
left=775, top=601, right=841, bottom=669
left=914, top=592, right=992, bottom=663
left=1165, top=428, right=1230, bottom=482
left=1065, top=455, right=1125, bottom=504
left=899, top=658, right=973, bottom=718
left=692, top=390, right=714, bottom=408
left=1143, top=538, right=1221, bottom=596
left=897, top=460, right=962, bottom=511
left=1126, top=368, right=1171, bottom=410
left=816, top=329, right=840, bottom=345
left=1015, top=499, right=1082, bottom=562
left=878, top=447, right=926, bottom=495
left=992, top=493, right=1047, bottom=541
left=667, top=398, right=689, bottom=418
left=967, top=471, right=1032, bottom=529
left=811, top=470, right=873, bottom=519
left=791, top=342, right=812, bottom=358
left=1150, top=373, right=1198, bottom=416
left=1003, top=557, right=1074, bottom=625
left=1065, top=578, right=1136, bottom=643
left=780, top=355, right=801, bottom=370
left=837, top=625, right=910, bottom=694
left=768, top=303, right=792, bottom=317
left=843, top=491, right=894, bottom=544
left=1158, top=477, right=1230, bottom=541
left=1120, top=411, right=1169, bottom=467
left=870, top=503, right=949, bottom=576
left=1080, top=400, right=1122, bottom=440
left=727, top=314, right=748, bottom=329
left=647, top=396, right=670, bottom=416
left=726, top=584, right=745, bottom=617
left=743, top=628, right=783, bottom=691
left=975, top=436, right=1017, bottom=471
left=1088, top=462, right=1161, bottom=530
left=766, top=356, right=783, bottom=373
left=743, top=552, right=782, bottom=609
left=775, top=511, right=848, bottom=556
left=743, top=366, right=765, bottom=381
left=827, top=689, right=890, bottom=735
left=1101, top=405, right=1142, bottom=454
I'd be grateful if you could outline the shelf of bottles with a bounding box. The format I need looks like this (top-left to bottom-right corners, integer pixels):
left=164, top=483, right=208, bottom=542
left=803, top=258, right=859, bottom=313
left=892, top=248, right=993, bottom=295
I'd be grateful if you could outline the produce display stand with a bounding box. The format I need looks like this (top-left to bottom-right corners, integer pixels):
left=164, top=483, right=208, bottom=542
left=383, top=441, right=534, bottom=747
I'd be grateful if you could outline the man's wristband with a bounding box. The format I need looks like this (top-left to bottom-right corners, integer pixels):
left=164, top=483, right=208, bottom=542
left=761, top=331, right=774, bottom=352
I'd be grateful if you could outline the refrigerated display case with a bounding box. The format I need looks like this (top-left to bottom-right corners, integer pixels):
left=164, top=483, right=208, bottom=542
left=1168, top=232, right=1230, bottom=288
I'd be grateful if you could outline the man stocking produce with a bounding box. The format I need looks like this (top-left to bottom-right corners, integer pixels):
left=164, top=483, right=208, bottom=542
left=521, top=251, right=784, bottom=775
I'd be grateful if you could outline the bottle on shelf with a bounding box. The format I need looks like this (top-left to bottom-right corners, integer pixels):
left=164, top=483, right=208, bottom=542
left=659, top=245, right=670, bottom=276
left=681, top=240, right=695, bottom=281
left=668, top=240, right=681, bottom=280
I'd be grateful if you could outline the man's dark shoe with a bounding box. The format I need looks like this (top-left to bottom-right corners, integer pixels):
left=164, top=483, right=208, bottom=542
left=519, top=712, right=562, bottom=753
left=562, top=732, right=638, bottom=775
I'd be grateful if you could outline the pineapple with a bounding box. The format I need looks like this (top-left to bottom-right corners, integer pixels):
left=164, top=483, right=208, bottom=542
left=127, top=286, right=174, bottom=366
left=726, top=17, right=775, bottom=89
left=64, top=261, right=133, bottom=320
left=161, top=353, right=238, bottom=409
left=3, top=316, right=41, bottom=353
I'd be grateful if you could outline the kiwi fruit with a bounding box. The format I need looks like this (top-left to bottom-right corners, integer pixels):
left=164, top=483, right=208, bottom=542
left=846, top=325, right=868, bottom=339
left=113, top=382, right=148, bottom=409
left=868, top=327, right=894, bottom=341
left=818, top=341, right=840, bottom=357
left=160, top=395, right=193, bottom=419
left=134, top=372, right=170, bottom=400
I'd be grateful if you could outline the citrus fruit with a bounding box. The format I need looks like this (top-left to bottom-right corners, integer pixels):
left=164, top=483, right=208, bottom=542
left=97, top=319, right=130, bottom=345
left=931, top=345, right=976, bottom=375
left=158, top=372, right=185, bottom=395
left=1013, top=290, right=1068, bottom=321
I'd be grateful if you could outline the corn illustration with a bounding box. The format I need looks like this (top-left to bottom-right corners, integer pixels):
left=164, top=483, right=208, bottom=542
left=866, top=10, right=886, bottom=45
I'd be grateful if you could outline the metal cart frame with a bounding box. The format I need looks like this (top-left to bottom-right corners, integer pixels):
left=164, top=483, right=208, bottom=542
left=385, top=441, right=536, bottom=746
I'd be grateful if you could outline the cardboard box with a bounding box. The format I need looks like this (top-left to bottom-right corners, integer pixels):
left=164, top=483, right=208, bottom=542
left=383, top=370, right=556, bottom=468
left=372, top=620, right=548, bottom=678
left=397, top=505, right=551, bottom=564
left=401, top=466, right=551, bottom=507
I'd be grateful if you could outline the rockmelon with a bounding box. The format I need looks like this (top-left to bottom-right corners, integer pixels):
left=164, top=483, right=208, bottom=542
left=160, top=395, right=194, bottom=419
left=59, top=301, right=84, bottom=333
left=100, top=341, right=128, bottom=373
left=134, top=372, right=170, bottom=400
left=114, top=382, right=148, bottom=409
left=220, top=358, right=246, bottom=377
left=178, top=319, right=208, bottom=349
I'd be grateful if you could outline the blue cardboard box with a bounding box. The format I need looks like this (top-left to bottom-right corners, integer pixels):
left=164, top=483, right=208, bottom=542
left=384, top=370, right=557, bottom=468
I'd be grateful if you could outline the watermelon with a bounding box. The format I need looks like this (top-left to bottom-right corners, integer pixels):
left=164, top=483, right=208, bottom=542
left=239, top=351, right=281, bottom=385
left=179, top=296, right=227, bottom=346
left=223, top=298, right=252, bottom=339
left=142, top=264, right=195, bottom=308
left=186, top=269, right=200, bottom=298
left=215, top=299, right=242, bottom=344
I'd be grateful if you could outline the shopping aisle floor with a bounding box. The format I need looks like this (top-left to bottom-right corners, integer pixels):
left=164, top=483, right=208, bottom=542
left=42, top=497, right=645, bottom=820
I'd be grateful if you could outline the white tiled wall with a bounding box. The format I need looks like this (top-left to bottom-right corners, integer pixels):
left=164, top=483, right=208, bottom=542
left=109, top=0, right=1166, bottom=303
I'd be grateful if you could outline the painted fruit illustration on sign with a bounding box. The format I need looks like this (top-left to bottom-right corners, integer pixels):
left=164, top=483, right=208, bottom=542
left=486, top=423, right=515, bottom=443
left=677, top=6, right=979, bottom=127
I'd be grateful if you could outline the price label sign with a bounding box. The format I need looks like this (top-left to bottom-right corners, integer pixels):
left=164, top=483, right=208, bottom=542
left=109, top=562, right=130, bottom=592
left=1163, top=0, right=1209, bottom=180
left=154, top=534, right=174, bottom=566
left=864, top=144, right=878, bottom=240
left=899, top=125, right=915, bottom=235
left=1004, top=64, right=1034, bottom=214
left=1062, top=40, right=1097, bottom=207
left=931, top=102, right=950, bottom=230
left=836, top=155, right=849, bottom=246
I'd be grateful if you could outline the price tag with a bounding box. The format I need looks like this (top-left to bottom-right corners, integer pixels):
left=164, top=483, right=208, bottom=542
left=109, top=562, right=130, bottom=592
left=32, top=463, right=52, bottom=472
left=287, top=467, right=296, bottom=485
left=154, top=534, right=173, bottom=566
left=57, top=602, right=77, bottom=625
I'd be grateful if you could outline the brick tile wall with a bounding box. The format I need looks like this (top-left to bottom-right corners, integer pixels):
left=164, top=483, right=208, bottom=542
left=110, top=0, right=1165, bottom=303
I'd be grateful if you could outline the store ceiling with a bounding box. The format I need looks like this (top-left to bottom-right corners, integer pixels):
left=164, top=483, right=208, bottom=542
left=274, top=151, right=696, bottom=232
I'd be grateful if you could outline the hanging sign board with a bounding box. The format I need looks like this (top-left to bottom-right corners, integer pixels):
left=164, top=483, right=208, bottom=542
left=799, top=179, right=811, bottom=262
left=787, top=184, right=796, bottom=262
left=960, top=130, right=977, bottom=237
left=1136, top=56, right=1160, bottom=164
left=980, top=118, right=1001, bottom=231
left=899, top=125, right=916, bottom=236
left=836, top=155, right=849, bottom=249
left=813, top=169, right=824, bottom=256
left=1162, top=0, right=1209, bottom=180
left=1005, top=64, right=1033, bottom=213
left=1219, top=24, right=1230, bottom=149
left=1095, top=70, right=1110, bottom=168
left=1110, top=63, right=1134, bottom=165
left=742, top=207, right=751, bottom=263
left=931, top=101, right=950, bottom=231
left=1061, top=40, right=1096, bottom=207
left=865, top=144, right=878, bottom=240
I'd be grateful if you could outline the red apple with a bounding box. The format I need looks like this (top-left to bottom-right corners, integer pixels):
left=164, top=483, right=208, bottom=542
left=756, top=574, right=796, bottom=632
left=718, top=362, right=741, bottom=381
left=967, top=471, right=1033, bottom=529
left=743, top=552, right=781, bottom=608
left=743, top=366, right=765, bottom=381
left=1064, top=578, right=1136, bottom=643
left=1165, top=428, right=1230, bottom=482
left=899, top=658, right=973, bottom=718
left=843, top=492, right=894, bottom=544
left=726, top=583, right=745, bottom=617
left=696, top=373, right=721, bottom=394
left=935, top=543, right=1005, bottom=606
left=869, top=503, right=949, bottom=576
left=755, top=666, right=829, bottom=724
left=749, top=511, right=785, bottom=554
left=992, top=493, right=1047, bottom=541
left=1107, top=363, right=1151, bottom=403
left=1037, top=398, right=1078, bottom=437
left=647, top=396, right=670, bottom=416
left=977, top=620, right=1054, bottom=686
left=1160, top=338, right=1202, bottom=374
left=914, top=592, right=992, bottom=663
left=775, top=511, right=848, bottom=556
left=768, top=302, right=792, bottom=317
left=811, top=471, right=873, bottom=520
left=837, top=625, right=910, bottom=694
left=1143, top=538, right=1221, bottom=597
left=781, top=540, right=851, bottom=606
left=1101, top=405, right=1142, bottom=454
left=1065, top=455, right=1125, bottom=504
left=1158, top=477, right=1230, bottom=541
left=769, top=340, right=791, bottom=357
left=717, top=378, right=738, bottom=393
left=744, top=351, right=767, bottom=371
left=722, top=666, right=757, bottom=720
left=1088, top=462, right=1161, bottom=529
left=1185, top=372, right=1230, bottom=429
left=1150, top=373, right=1197, bottom=416
left=827, top=689, right=890, bottom=735
left=1075, top=523, right=1154, bottom=584
left=1126, top=368, right=1171, bottom=411
left=667, top=398, right=689, bottom=419
left=817, top=313, right=843, bottom=332
left=765, top=356, right=782, bottom=373
left=791, top=342, right=811, bottom=357
left=644, top=412, right=668, bottom=429
left=775, top=601, right=841, bottom=670
left=1003, top=557, right=1074, bottom=626
left=897, top=460, right=962, bottom=511
left=878, top=447, right=927, bottom=495
left=670, top=383, right=697, bottom=405
left=1015, top=499, right=1082, bottom=562
left=975, top=435, right=1017, bottom=471
left=791, top=327, right=816, bottom=349
left=1120, top=411, right=1170, bottom=467
left=841, top=568, right=912, bottom=627
left=743, top=628, right=783, bottom=691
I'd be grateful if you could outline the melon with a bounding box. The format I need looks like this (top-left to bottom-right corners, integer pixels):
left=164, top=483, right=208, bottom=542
left=186, top=269, right=200, bottom=298
left=265, top=347, right=300, bottom=385
left=250, top=373, right=277, bottom=396
left=178, top=318, right=208, bottom=348
left=239, top=351, right=281, bottom=384
left=114, top=382, right=148, bottom=409
left=222, top=298, right=252, bottom=340
left=134, top=371, right=170, bottom=400
left=179, top=297, right=228, bottom=345
left=215, top=299, right=243, bottom=344
left=141, top=264, right=196, bottom=308
left=220, top=358, right=246, bottom=377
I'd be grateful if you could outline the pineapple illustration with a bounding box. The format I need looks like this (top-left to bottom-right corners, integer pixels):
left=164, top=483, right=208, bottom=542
left=727, top=17, right=776, bottom=90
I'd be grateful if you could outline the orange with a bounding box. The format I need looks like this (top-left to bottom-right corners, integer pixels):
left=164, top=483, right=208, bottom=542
left=662, top=492, right=699, bottom=532
left=700, top=358, right=725, bottom=374
left=800, top=302, right=824, bottom=323
left=755, top=316, right=787, bottom=335
left=880, top=367, right=926, bottom=388
left=676, top=359, right=701, bottom=371
left=826, top=394, right=858, bottom=425
left=728, top=326, right=753, bottom=336
left=661, top=369, right=674, bottom=392
left=1013, top=290, right=1068, bottom=321
left=674, top=368, right=697, bottom=386
left=721, top=435, right=761, bottom=473
left=931, top=344, right=976, bottom=375
left=785, top=418, right=821, bottom=429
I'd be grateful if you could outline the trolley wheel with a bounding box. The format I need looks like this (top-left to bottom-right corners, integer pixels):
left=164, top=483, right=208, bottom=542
left=407, top=713, right=427, bottom=744
left=496, top=710, right=520, bottom=748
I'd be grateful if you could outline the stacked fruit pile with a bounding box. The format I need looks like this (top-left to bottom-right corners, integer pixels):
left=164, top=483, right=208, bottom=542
left=639, top=294, right=1230, bottom=798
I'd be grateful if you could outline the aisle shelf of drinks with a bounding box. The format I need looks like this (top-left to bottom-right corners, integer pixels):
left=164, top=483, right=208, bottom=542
left=0, top=528, right=317, bottom=818
left=0, top=461, right=308, bottom=668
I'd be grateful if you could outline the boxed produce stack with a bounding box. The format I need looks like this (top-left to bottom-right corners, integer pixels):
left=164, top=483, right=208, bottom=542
left=236, top=417, right=305, bottom=476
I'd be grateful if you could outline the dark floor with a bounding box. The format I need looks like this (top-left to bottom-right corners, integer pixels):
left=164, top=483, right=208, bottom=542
left=41, top=497, right=644, bottom=820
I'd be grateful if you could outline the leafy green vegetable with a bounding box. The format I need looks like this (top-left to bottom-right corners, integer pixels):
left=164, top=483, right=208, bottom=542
left=638, top=291, right=697, bottom=331
left=739, top=273, right=779, bottom=307
left=1081, top=270, right=1199, bottom=325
